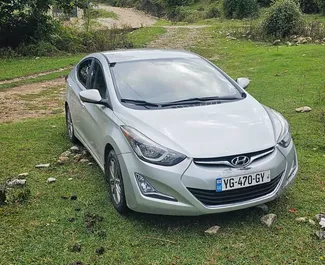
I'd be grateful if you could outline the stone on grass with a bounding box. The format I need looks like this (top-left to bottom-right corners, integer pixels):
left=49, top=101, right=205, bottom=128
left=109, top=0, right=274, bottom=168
left=81, top=150, right=89, bottom=157
left=273, top=39, right=281, bottom=45
left=88, top=162, right=94, bottom=166
left=60, top=151, right=71, bottom=157
left=47, top=178, right=56, bottom=183
left=79, top=159, right=89, bottom=164
left=6, top=179, right=27, bottom=187
left=68, top=178, right=73, bottom=181
left=295, top=106, right=312, bottom=113
left=35, top=163, right=50, bottom=168
left=73, top=154, right=82, bottom=162
left=319, top=218, right=325, bottom=228
left=315, top=214, right=325, bottom=221
left=309, top=219, right=316, bottom=226
left=261, top=214, right=277, bottom=227
left=18, top=173, right=29, bottom=177
left=71, top=195, right=78, bottom=200
left=204, top=225, right=220, bottom=235
left=57, top=156, right=69, bottom=164
left=70, top=146, right=80, bottom=153
left=295, top=217, right=307, bottom=223
left=315, top=231, right=325, bottom=240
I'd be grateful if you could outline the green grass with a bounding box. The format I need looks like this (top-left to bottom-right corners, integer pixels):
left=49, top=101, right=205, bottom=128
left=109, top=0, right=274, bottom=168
left=129, top=27, right=167, bottom=48
left=1, top=21, right=325, bottom=265
left=91, top=8, right=118, bottom=20
left=0, top=55, right=83, bottom=81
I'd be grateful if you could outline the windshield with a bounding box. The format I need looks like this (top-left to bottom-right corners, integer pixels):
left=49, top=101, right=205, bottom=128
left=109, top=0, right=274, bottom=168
left=112, top=58, right=242, bottom=104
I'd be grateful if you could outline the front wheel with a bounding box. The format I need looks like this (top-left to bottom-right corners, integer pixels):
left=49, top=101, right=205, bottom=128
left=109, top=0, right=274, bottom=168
left=105, top=150, right=128, bottom=214
left=65, top=104, right=78, bottom=143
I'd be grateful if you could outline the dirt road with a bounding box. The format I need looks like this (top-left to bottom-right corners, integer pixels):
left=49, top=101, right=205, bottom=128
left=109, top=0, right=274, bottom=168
left=97, top=4, right=156, bottom=29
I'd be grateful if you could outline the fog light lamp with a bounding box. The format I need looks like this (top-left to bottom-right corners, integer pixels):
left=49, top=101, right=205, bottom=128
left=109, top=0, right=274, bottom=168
left=135, top=173, right=156, bottom=194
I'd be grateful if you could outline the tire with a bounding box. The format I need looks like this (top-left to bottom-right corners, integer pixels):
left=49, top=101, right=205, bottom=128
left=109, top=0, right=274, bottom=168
left=105, top=150, right=128, bottom=214
left=65, top=104, right=78, bottom=144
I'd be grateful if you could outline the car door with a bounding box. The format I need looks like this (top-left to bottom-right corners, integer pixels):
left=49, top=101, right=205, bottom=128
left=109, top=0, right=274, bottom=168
left=69, top=58, right=93, bottom=142
left=78, top=59, right=113, bottom=163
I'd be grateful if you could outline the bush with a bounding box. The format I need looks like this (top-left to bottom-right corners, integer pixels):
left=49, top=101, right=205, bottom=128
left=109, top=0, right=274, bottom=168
left=318, top=0, right=325, bottom=14
left=205, top=6, right=221, bottom=18
left=223, top=0, right=259, bottom=19
left=262, top=0, right=304, bottom=38
left=299, top=0, right=320, bottom=13
left=257, top=0, right=273, bottom=7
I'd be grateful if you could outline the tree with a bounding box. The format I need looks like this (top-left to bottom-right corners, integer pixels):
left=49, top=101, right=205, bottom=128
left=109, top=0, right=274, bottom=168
left=0, top=0, right=87, bottom=48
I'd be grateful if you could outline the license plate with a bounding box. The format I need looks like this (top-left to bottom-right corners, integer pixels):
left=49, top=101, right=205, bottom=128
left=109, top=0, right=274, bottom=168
left=216, top=170, right=271, bottom=192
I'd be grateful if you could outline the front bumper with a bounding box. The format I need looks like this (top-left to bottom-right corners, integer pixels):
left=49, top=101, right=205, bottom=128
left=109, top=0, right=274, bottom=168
left=118, top=142, right=298, bottom=216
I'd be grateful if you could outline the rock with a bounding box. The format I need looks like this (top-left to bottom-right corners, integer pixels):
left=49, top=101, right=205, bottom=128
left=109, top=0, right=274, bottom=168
left=306, top=37, right=312, bottom=42
left=315, top=40, right=320, bottom=44
left=309, top=219, right=316, bottom=226
left=227, top=36, right=237, bottom=40
left=295, top=106, right=312, bottom=113
left=81, top=150, right=89, bottom=157
left=60, top=151, right=71, bottom=157
left=6, top=179, right=27, bottom=187
left=71, top=244, right=81, bottom=252
left=297, top=37, right=307, bottom=44
left=295, top=217, right=307, bottom=223
left=285, top=41, right=292, bottom=46
left=315, top=214, right=325, bottom=221
left=273, top=39, right=281, bottom=45
left=261, top=214, right=277, bottom=227
left=18, top=173, right=28, bottom=177
left=255, top=204, right=269, bottom=214
left=70, top=146, right=80, bottom=153
left=204, top=225, right=220, bottom=235
left=96, top=247, right=105, bottom=255
left=73, top=154, right=82, bottom=162
left=315, top=231, right=325, bottom=240
left=79, top=159, right=89, bottom=164
left=47, top=178, right=56, bottom=183
left=319, top=218, right=325, bottom=228
left=88, top=162, right=94, bottom=166
left=68, top=178, right=73, bottom=181
left=35, top=163, right=50, bottom=168
left=71, top=195, right=77, bottom=200
left=57, top=156, right=69, bottom=164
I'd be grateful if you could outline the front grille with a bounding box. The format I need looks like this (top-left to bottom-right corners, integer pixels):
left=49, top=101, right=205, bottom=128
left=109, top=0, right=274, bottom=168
left=193, top=147, right=275, bottom=167
left=187, top=172, right=283, bottom=206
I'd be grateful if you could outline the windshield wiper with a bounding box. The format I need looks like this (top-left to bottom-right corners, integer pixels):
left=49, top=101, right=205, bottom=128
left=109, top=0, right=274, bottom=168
left=161, top=96, right=240, bottom=107
left=121, top=99, right=160, bottom=107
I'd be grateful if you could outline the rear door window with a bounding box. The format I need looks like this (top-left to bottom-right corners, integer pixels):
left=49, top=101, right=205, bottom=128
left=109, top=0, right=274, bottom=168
left=89, top=60, right=107, bottom=98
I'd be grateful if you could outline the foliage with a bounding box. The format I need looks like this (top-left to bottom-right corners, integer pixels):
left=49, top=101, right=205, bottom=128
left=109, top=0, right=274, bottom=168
left=257, top=0, right=273, bottom=7
left=299, top=0, right=320, bottom=14
left=261, top=0, right=304, bottom=38
left=223, top=0, right=259, bottom=19
left=318, top=0, right=325, bottom=14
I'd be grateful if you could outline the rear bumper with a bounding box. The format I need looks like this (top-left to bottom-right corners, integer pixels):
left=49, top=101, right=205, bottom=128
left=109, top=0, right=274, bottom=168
left=118, top=142, right=298, bottom=216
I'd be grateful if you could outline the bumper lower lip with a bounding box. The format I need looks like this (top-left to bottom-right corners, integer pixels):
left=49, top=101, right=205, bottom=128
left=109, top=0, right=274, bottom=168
left=118, top=143, right=298, bottom=216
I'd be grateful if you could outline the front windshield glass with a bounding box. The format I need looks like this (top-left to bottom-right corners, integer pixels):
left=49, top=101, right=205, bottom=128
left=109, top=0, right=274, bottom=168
left=112, top=58, right=241, bottom=104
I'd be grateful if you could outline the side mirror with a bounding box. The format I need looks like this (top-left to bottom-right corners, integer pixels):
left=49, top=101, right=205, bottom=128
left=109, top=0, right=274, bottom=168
left=79, top=89, right=110, bottom=108
left=236, top=77, right=250, bottom=89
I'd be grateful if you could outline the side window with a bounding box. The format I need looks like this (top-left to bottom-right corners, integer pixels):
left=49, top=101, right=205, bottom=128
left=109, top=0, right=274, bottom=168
left=89, top=61, right=107, bottom=98
left=77, top=59, right=92, bottom=87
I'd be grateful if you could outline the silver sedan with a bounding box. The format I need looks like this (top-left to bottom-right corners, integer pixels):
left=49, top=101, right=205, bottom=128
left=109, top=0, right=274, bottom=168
left=65, top=49, right=298, bottom=216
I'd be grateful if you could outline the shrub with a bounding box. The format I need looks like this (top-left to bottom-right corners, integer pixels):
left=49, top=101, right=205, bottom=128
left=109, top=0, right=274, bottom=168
left=262, top=0, right=304, bottom=38
left=223, top=0, right=259, bottom=19
left=299, top=0, right=320, bottom=13
left=205, top=5, right=221, bottom=18
left=318, top=0, right=325, bottom=14
left=257, top=0, right=273, bottom=7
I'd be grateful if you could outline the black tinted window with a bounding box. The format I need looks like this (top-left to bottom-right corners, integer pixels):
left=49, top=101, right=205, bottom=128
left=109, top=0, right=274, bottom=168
left=112, top=58, right=241, bottom=104
left=89, top=61, right=107, bottom=98
left=78, top=59, right=92, bottom=87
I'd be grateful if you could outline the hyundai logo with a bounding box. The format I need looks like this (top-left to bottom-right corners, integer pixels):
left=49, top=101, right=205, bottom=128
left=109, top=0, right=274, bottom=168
left=231, top=156, right=250, bottom=167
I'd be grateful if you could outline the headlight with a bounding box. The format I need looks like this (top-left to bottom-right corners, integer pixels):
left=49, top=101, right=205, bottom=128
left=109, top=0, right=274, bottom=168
left=120, top=126, right=186, bottom=166
left=271, top=109, right=292, bottom=148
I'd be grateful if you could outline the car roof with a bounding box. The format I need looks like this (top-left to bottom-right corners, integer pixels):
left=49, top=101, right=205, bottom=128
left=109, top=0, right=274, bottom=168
left=101, top=49, right=199, bottom=63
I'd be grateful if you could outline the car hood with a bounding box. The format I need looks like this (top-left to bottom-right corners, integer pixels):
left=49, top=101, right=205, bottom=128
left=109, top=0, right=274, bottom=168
left=115, top=96, right=277, bottom=158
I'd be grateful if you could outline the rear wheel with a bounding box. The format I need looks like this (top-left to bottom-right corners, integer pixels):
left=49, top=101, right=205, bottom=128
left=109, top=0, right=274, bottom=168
left=105, top=150, right=128, bottom=214
left=65, top=104, right=78, bottom=143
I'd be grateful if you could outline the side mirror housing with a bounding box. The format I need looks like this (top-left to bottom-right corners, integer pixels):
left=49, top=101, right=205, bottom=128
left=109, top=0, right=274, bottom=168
left=236, top=77, right=250, bottom=89
left=79, top=89, right=110, bottom=108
